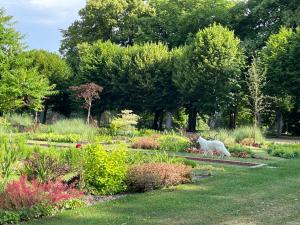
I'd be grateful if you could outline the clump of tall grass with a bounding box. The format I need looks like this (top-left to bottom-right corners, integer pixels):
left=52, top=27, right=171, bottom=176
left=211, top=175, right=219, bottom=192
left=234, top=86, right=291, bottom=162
left=200, top=126, right=265, bottom=145
left=233, top=126, right=265, bottom=144
left=38, top=119, right=98, bottom=140
left=6, top=113, right=33, bottom=128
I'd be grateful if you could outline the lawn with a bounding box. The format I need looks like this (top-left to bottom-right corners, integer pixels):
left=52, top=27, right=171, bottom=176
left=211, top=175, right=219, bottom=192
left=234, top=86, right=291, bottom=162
left=25, top=158, right=300, bottom=225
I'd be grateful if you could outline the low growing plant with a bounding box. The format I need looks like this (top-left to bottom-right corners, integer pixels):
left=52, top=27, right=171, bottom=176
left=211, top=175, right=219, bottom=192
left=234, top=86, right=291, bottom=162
left=0, top=175, right=83, bottom=211
left=126, top=163, right=192, bottom=192
left=29, top=133, right=81, bottom=143
left=159, top=135, right=191, bottom=152
left=266, top=144, right=300, bottom=159
left=132, top=137, right=160, bottom=149
left=37, top=118, right=98, bottom=139
left=23, top=153, right=70, bottom=182
left=228, top=145, right=254, bottom=158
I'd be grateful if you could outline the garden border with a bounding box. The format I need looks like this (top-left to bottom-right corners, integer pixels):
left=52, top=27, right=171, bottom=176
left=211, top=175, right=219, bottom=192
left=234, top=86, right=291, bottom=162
left=184, top=156, right=266, bottom=168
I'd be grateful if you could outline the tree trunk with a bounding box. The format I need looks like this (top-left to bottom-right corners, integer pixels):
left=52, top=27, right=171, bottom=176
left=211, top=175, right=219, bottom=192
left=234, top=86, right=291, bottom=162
left=275, top=111, right=283, bottom=137
left=187, top=107, right=197, bottom=132
left=165, top=112, right=172, bottom=129
left=87, top=104, right=91, bottom=125
left=158, top=111, right=164, bottom=131
left=34, top=112, right=38, bottom=124
left=42, top=104, right=48, bottom=124
left=256, top=112, right=262, bottom=128
left=152, top=110, right=162, bottom=130
left=229, top=111, right=236, bottom=129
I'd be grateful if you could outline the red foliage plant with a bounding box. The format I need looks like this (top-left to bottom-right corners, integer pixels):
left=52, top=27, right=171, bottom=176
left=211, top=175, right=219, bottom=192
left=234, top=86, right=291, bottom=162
left=126, top=163, right=192, bottom=192
left=0, top=176, right=83, bottom=210
left=69, top=83, right=103, bottom=124
left=132, top=137, right=160, bottom=149
left=76, top=143, right=82, bottom=149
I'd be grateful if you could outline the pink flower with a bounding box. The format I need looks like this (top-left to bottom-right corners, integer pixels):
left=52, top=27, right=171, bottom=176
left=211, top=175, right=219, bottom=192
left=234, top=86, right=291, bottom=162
left=76, top=144, right=82, bottom=149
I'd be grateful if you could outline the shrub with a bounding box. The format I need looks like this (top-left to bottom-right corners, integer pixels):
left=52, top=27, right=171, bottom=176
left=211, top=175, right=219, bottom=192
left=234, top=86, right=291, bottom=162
left=266, top=144, right=300, bottom=159
left=0, top=210, right=20, bottom=224
left=0, top=199, right=85, bottom=224
left=0, top=175, right=83, bottom=211
left=126, top=163, right=192, bottom=192
left=83, top=144, right=128, bottom=195
left=29, top=133, right=81, bottom=143
left=23, top=153, right=70, bottom=182
left=110, top=110, right=140, bottom=135
left=132, top=137, right=160, bottom=149
left=228, top=145, right=254, bottom=158
left=240, top=138, right=256, bottom=146
left=159, top=135, right=191, bottom=152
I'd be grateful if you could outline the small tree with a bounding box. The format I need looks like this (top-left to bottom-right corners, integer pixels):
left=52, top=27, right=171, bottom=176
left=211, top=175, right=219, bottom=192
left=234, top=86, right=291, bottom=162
left=69, top=83, right=103, bottom=124
left=246, top=58, right=268, bottom=129
left=110, top=110, right=140, bottom=135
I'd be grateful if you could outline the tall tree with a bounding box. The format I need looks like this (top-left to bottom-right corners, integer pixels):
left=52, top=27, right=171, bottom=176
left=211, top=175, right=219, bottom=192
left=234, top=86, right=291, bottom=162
left=147, top=0, right=236, bottom=48
left=126, top=43, right=178, bottom=130
left=0, top=10, right=54, bottom=114
left=24, top=50, right=72, bottom=122
left=60, top=0, right=155, bottom=68
left=259, top=27, right=300, bottom=135
left=173, top=23, right=245, bottom=132
left=231, top=0, right=300, bottom=55
left=78, top=41, right=178, bottom=129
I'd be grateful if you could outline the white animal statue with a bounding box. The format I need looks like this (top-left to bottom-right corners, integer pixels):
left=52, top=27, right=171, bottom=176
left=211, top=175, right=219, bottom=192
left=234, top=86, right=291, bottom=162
left=197, top=137, right=231, bottom=157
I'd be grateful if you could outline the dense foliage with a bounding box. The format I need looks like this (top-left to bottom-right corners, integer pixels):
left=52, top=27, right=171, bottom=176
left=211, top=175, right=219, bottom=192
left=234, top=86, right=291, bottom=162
left=82, top=144, right=128, bottom=194
left=1, top=0, right=300, bottom=134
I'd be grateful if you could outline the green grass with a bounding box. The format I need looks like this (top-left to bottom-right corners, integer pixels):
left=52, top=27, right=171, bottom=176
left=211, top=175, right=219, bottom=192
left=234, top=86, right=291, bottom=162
left=25, top=158, right=300, bottom=225
left=6, top=113, right=33, bottom=127
left=37, top=119, right=98, bottom=140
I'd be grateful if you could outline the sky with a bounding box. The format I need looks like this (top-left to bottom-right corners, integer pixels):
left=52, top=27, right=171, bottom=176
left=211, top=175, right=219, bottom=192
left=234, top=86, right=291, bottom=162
left=0, top=0, right=86, bottom=53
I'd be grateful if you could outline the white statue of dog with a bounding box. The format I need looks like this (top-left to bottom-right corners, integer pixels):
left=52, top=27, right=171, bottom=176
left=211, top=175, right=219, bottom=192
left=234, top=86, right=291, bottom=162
left=197, top=136, right=231, bottom=157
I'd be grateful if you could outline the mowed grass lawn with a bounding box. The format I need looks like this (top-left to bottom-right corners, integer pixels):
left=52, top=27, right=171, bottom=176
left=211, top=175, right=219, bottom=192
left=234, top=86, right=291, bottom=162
left=25, top=159, right=300, bottom=225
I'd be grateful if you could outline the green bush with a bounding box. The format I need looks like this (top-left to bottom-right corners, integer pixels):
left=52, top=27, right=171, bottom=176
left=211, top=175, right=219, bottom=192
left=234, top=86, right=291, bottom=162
left=159, top=135, right=191, bottom=152
left=29, top=133, right=81, bottom=143
left=0, top=210, right=20, bottom=224
left=110, top=110, right=140, bottom=136
left=266, top=144, right=300, bottom=159
left=0, top=200, right=85, bottom=225
left=228, top=145, right=254, bottom=158
left=83, top=144, right=128, bottom=195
